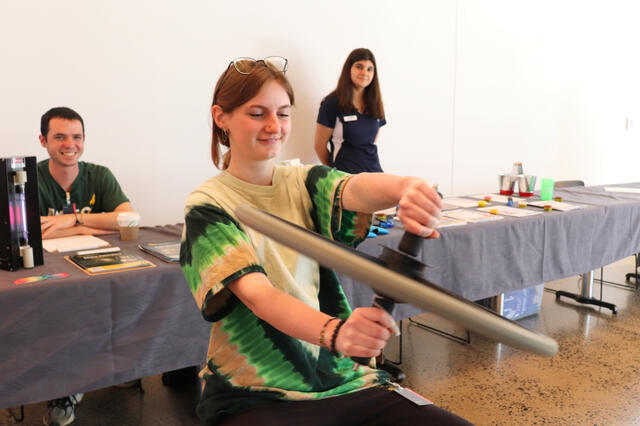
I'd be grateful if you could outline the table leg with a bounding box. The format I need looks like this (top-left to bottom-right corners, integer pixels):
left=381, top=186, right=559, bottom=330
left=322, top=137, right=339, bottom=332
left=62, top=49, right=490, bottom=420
left=6, top=405, right=24, bottom=422
left=489, top=293, right=504, bottom=316
left=555, top=270, right=618, bottom=314
left=625, top=253, right=640, bottom=287
left=407, top=293, right=504, bottom=346
left=408, top=317, right=471, bottom=345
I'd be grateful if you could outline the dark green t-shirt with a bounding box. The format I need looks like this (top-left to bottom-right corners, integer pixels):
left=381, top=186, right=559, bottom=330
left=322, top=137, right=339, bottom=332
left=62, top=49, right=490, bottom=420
left=37, top=159, right=129, bottom=216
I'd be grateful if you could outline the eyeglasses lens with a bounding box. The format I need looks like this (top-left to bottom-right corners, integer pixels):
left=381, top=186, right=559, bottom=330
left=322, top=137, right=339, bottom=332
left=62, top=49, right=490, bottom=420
left=232, top=56, right=287, bottom=74
left=264, top=56, right=288, bottom=73
left=232, top=58, right=256, bottom=74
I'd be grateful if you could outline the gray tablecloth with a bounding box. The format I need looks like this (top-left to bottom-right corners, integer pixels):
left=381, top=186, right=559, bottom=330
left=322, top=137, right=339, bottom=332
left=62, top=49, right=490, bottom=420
left=0, top=225, right=209, bottom=409
left=340, top=183, right=640, bottom=320
left=4, top=184, right=640, bottom=408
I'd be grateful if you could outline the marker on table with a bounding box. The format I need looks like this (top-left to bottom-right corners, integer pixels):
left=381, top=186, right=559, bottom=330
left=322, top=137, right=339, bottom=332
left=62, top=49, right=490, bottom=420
left=14, top=272, right=70, bottom=285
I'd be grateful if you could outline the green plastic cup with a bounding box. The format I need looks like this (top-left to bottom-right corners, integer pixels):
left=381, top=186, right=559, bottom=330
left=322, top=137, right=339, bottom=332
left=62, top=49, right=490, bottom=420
left=540, top=178, right=554, bottom=201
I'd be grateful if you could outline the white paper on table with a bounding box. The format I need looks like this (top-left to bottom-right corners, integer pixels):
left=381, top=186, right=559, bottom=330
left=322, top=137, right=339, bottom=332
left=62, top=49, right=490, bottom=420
left=437, top=216, right=468, bottom=228
left=528, top=200, right=585, bottom=212
left=442, top=209, right=505, bottom=223
left=478, top=206, right=542, bottom=217
left=42, top=235, right=110, bottom=253
left=442, top=197, right=479, bottom=209
left=469, top=194, right=525, bottom=203
left=604, top=186, right=640, bottom=194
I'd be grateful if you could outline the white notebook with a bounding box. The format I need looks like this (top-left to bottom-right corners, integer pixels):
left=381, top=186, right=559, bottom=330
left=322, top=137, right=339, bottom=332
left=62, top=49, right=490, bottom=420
left=42, top=235, right=110, bottom=254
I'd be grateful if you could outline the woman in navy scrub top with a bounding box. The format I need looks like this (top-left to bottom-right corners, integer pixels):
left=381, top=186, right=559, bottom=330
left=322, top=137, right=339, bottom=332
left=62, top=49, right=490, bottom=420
left=315, top=48, right=386, bottom=173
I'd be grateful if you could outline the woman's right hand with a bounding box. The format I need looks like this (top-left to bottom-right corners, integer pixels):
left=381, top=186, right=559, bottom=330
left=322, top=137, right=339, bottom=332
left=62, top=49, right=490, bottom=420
left=332, top=307, right=395, bottom=358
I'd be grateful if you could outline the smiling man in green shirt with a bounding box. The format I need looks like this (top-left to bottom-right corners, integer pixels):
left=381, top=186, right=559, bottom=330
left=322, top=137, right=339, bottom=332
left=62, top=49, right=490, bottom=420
left=38, top=107, right=133, bottom=240
left=37, top=106, right=135, bottom=426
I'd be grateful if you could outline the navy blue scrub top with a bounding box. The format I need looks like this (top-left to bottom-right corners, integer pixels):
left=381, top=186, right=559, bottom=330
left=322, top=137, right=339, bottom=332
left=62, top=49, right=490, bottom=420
left=316, top=93, right=385, bottom=174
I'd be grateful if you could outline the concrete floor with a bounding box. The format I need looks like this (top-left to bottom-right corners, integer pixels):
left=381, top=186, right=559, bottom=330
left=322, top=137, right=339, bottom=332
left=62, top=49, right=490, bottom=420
left=396, top=255, right=640, bottom=425
left=2, top=256, right=639, bottom=425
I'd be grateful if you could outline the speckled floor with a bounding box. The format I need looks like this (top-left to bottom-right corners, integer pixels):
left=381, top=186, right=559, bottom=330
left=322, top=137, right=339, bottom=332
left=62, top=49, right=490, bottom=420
left=393, top=255, right=640, bottom=425
left=2, top=257, right=640, bottom=425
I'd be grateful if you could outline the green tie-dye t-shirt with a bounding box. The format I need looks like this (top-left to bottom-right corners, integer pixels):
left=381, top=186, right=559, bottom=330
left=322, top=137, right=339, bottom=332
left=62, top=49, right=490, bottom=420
left=181, top=164, right=388, bottom=421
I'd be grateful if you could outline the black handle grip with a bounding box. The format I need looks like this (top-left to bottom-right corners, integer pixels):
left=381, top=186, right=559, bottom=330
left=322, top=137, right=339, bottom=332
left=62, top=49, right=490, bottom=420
left=351, top=295, right=396, bottom=367
left=351, top=355, right=372, bottom=366
left=398, top=232, right=423, bottom=257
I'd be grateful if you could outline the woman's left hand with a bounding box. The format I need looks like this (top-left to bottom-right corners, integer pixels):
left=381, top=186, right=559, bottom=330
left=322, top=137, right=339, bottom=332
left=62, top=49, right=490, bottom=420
left=396, top=177, right=442, bottom=239
left=333, top=307, right=394, bottom=358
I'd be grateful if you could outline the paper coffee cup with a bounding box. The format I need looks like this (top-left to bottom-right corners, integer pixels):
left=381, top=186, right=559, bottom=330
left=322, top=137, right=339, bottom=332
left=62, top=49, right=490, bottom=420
left=117, top=212, right=141, bottom=241
left=117, top=212, right=140, bottom=227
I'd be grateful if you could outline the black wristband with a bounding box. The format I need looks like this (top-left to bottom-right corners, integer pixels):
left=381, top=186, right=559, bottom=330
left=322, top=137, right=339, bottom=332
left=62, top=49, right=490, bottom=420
left=330, top=319, right=346, bottom=356
left=318, top=317, right=338, bottom=349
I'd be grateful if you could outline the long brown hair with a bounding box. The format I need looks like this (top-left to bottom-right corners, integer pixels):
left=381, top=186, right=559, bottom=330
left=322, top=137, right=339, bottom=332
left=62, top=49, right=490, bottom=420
left=211, top=60, right=295, bottom=169
left=333, top=48, right=384, bottom=119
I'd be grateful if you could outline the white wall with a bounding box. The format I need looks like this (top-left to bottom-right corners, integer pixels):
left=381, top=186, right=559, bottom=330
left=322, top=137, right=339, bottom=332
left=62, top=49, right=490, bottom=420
left=453, top=1, right=640, bottom=195
left=2, top=1, right=639, bottom=225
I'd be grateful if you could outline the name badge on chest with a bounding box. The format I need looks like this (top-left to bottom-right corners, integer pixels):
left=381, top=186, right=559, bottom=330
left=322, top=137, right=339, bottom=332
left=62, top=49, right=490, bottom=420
left=343, top=115, right=357, bottom=122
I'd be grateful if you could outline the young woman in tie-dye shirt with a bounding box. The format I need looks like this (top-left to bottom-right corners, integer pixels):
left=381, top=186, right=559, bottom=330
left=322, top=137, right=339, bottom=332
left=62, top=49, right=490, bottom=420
left=180, top=57, right=471, bottom=426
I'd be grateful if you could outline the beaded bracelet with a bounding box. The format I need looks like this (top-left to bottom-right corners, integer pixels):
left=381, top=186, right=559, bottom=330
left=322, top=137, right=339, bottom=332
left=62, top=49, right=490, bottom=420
left=318, top=317, right=338, bottom=349
left=330, top=319, right=346, bottom=356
